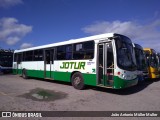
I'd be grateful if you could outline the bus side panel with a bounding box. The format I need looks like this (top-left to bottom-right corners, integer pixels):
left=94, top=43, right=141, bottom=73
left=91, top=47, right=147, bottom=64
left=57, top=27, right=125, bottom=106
left=18, top=69, right=22, bottom=75
left=53, top=60, right=97, bottom=85
left=82, top=73, right=97, bottom=86
left=37, top=61, right=45, bottom=78
left=22, top=61, right=44, bottom=78
left=13, top=69, right=17, bottom=74
left=53, top=71, right=71, bottom=82
left=26, top=69, right=44, bottom=78
left=17, top=63, right=22, bottom=75
left=12, top=62, right=17, bottom=74
left=45, top=71, right=50, bottom=78
left=12, top=68, right=22, bottom=75
left=52, top=61, right=70, bottom=81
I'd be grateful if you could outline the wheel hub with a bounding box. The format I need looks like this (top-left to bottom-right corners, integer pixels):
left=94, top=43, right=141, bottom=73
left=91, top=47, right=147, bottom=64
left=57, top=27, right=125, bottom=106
left=74, top=77, right=81, bottom=85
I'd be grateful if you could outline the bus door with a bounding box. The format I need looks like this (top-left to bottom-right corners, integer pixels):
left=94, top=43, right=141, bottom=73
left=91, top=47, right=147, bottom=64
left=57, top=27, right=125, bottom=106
left=44, top=49, right=54, bottom=79
left=98, top=42, right=114, bottom=87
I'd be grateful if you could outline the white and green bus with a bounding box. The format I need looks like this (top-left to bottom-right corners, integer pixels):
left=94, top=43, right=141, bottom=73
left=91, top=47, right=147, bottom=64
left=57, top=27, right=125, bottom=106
left=13, top=33, right=138, bottom=89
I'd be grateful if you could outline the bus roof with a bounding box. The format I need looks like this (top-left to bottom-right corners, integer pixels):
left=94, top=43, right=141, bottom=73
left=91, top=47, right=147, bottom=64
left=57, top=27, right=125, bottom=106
left=14, top=33, right=124, bottom=53
left=133, top=43, right=143, bottom=50
left=0, top=49, right=14, bottom=53
left=144, top=48, right=156, bottom=54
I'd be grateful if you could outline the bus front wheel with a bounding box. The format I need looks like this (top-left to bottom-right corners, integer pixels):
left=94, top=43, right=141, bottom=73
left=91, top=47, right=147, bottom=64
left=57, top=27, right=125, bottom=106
left=22, top=69, right=28, bottom=79
left=71, top=72, right=85, bottom=90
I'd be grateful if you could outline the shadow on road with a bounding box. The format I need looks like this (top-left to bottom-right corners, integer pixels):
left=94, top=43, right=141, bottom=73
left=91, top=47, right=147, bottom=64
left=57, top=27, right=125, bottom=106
left=0, top=73, right=13, bottom=76
left=34, top=77, right=159, bottom=95
left=89, top=79, right=158, bottom=95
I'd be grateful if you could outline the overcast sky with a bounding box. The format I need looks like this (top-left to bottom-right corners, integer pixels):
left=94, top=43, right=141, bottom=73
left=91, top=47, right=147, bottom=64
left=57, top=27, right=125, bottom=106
left=0, top=0, right=160, bottom=51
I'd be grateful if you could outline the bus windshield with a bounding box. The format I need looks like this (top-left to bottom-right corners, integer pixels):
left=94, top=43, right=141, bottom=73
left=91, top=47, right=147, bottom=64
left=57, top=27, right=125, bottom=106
left=150, top=53, right=158, bottom=68
left=157, top=54, right=160, bottom=71
left=115, top=36, right=136, bottom=71
left=135, top=48, right=147, bottom=71
left=0, top=52, right=13, bottom=67
left=144, top=50, right=158, bottom=68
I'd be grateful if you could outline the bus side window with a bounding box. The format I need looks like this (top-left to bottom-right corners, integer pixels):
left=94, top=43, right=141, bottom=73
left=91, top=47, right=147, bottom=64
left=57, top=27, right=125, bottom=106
left=73, top=41, right=94, bottom=60
left=17, top=53, right=22, bottom=64
left=38, top=50, right=43, bottom=61
left=46, top=50, right=50, bottom=64
left=57, top=46, right=66, bottom=60
left=56, top=45, right=73, bottom=60
left=33, top=50, right=38, bottom=61
left=26, top=51, right=33, bottom=61
left=23, top=52, right=26, bottom=61
left=33, top=50, right=43, bottom=61
left=66, top=45, right=72, bottom=60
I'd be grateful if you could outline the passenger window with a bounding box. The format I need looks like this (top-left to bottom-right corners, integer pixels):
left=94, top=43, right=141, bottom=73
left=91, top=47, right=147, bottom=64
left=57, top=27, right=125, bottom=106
left=33, top=50, right=43, bottom=61
left=73, top=41, right=94, bottom=60
left=57, top=45, right=73, bottom=60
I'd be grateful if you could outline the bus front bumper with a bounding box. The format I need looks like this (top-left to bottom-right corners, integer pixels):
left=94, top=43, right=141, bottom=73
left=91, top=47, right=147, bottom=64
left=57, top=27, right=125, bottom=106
left=113, top=76, right=138, bottom=89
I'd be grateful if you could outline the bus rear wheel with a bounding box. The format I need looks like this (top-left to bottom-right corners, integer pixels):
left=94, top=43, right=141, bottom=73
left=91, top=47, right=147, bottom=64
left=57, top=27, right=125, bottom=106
left=71, top=72, right=85, bottom=90
left=22, top=69, right=28, bottom=79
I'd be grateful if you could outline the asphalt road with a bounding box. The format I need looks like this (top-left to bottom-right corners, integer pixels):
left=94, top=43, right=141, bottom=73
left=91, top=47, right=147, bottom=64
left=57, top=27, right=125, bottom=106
left=0, top=74, right=160, bottom=120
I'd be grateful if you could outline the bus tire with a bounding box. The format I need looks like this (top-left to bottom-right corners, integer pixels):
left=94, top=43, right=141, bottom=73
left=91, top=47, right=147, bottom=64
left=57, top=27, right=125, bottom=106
left=22, top=69, right=28, bottom=79
left=71, top=72, right=85, bottom=90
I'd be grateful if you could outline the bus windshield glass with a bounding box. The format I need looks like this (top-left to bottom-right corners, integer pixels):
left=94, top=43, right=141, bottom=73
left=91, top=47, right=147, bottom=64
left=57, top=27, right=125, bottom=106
left=0, top=52, right=13, bottom=67
left=135, top=48, right=147, bottom=71
left=157, top=54, right=160, bottom=68
left=115, top=36, right=136, bottom=71
left=150, top=52, right=158, bottom=68
left=144, top=50, right=158, bottom=68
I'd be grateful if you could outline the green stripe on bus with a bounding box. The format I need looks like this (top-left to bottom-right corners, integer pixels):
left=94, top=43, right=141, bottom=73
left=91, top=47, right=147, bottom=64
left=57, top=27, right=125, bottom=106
left=13, top=69, right=22, bottom=75
left=13, top=69, right=96, bottom=86
left=13, top=69, right=137, bottom=89
left=27, top=70, right=44, bottom=78
left=82, top=73, right=96, bottom=86
left=53, top=71, right=71, bottom=82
